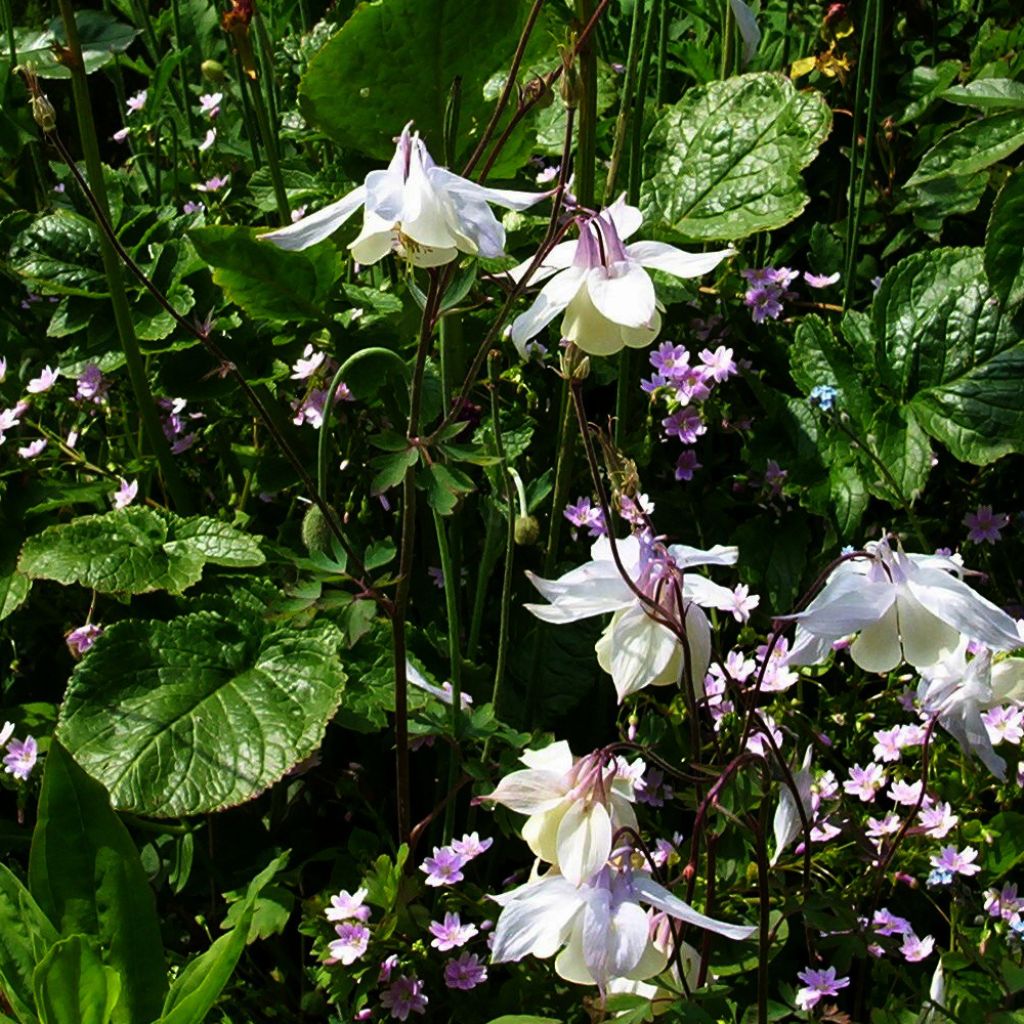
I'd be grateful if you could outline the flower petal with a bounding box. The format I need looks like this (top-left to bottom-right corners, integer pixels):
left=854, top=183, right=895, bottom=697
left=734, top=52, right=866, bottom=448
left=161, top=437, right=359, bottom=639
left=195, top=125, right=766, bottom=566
left=896, top=592, right=960, bottom=669
left=556, top=800, right=612, bottom=886
left=596, top=608, right=680, bottom=700
left=484, top=768, right=568, bottom=814
left=490, top=875, right=582, bottom=962
left=586, top=262, right=656, bottom=329
left=850, top=603, right=902, bottom=673
left=631, top=874, right=756, bottom=940
left=259, top=185, right=366, bottom=251
left=561, top=283, right=634, bottom=356
left=510, top=267, right=586, bottom=354
left=603, top=194, right=643, bottom=240
left=669, top=543, right=739, bottom=569
left=627, top=240, right=734, bottom=279
left=505, top=241, right=577, bottom=286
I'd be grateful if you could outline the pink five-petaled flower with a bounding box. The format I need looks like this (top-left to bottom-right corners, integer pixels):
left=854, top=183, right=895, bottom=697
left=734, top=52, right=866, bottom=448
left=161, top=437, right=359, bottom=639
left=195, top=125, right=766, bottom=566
left=888, top=778, right=923, bottom=806
left=111, top=478, right=138, bottom=510
left=929, top=845, right=980, bottom=878
left=428, top=911, right=478, bottom=951
left=794, top=966, right=850, bottom=1011
left=199, top=92, right=222, bottom=117
left=872, top=908, right=913, bottom=937
left=804, top=270, right=841, bottom=289
left=325, top=887, right=370, bottom=923
left=918, top=801, right=958, bottom=839
left=843, top=763, right=886, bottom=802
left=290, top=344, right=326, bottom=381
left=450, top=832, right=493, bottom=861
left=326, top=922, right=370, bottom=965
left=419, top=846, right=465, bottom=887
left=66, top=623, right=103, bottom=657
left=195, top=175, right=230, bottom=193
left=963, top=505, right=1009, bottom=545
left=508, top=195, right=733, bottom=358
left=444, top=951, right=487, bottom=990
left=900, top=932, right=935, bottom=962
left=380, top=975, right=428, bottom=1021
left=3, top=736, right=37, bottom=781
left=126, top=90, right=147, bottom=114
left=17, top=439, right=46, bottom=460
left=27, top=365, right=59, bottom=393
left=727, top=583, right=760, bottom=623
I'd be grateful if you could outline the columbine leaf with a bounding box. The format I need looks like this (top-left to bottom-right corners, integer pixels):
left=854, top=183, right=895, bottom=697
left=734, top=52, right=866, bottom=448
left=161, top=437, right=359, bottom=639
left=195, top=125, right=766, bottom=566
left=57, top=614, right=345, bottom=817
left=18, top=508, right=263, bottom=596
left=640, top=73, right=831, bottom=241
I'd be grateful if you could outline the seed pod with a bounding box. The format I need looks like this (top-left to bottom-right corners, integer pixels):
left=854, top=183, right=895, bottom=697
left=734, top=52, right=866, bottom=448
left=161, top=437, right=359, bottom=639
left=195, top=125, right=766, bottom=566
left=301, top=504, right=333, bottom=554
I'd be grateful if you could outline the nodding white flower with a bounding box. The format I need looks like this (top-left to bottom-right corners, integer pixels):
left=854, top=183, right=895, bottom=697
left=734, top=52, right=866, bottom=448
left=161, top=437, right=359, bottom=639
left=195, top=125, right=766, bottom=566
left=482, top=740, right=642, bottom=885
left=918, top=641, right=1024, bottom=781
left=261, top=121, right=543, bottom=267
left=507, top=195, right=733, bottom=358
left=770, top=747, right=814, bottom=866
left=784, top=536, right=1021, bottom=673
left=525, top=532, right=739, bottom=701
left=489, top=863, right=754, bottom=990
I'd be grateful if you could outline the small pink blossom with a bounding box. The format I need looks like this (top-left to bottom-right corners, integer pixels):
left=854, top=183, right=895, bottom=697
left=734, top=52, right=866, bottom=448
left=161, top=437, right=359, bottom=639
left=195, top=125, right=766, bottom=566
left=727, top=583, right=760, bottom=623
left=450, top=832, right=493, bottom=861
left=291, top=344, right=326, bottom=381
left=198, top=128, right=216, bottom=152
left=3, top=736, right=37, bottom=781
left=198, top=92, right=222, bottom=117
left=872, top=908, right=912, bottom=936
left=983, top=705, right=1024, bottom=745
left=900, top=932, right=935, bottom=962
left=444, top=952, right=487, bottom=990
left=804, top=270, right=841, bottom=289
left=844, top=763, right=886, bottom=802
left=888, top=779, right=924, bottom=806
left=865, top=812, right=902, bottom=840
left=326, top=922, right=369, bottom=965
left=326, top=887, right=370, bottom=923
left=795, top=966, right=850, bottom=1011
left=419, top=846, right=465, bottom=887
left=126, top=90, right=147, bottom=114
left=17, top=438, right=46, bottom=459
left=917, top=801, right=958, bottom=839
left=929, top=844, right=980, bottom=878
left=66, top=623, right=103, bottom=656
left=380, top=975, right=427, bottom=1021
left=27, top=366, right=59, bottom=393
left=964, top=505, right=1009, bottom=545
left=111, top=477, right=138, bottom=509
left=195, top=175, right=230, bottom=193
left=428, top=912, right=477, bottom=951
left=872, top=726, right=905, bottom=763
left=378, top=954, right=399, bottom=983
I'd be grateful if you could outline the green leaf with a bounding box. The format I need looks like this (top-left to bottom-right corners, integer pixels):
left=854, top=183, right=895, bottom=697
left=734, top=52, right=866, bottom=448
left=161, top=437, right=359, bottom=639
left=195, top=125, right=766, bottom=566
left=13, top=11, right=139, bottom=79
left=18, top=507, right=263, bottom=596
left=861, top=406, right=932, bottom=505
left=298, top=0, right=525, bottom=162
left=33, top=936, right=121, bottom=1024
left=985, top=166, right=1024, bottom=309
left=894, top=61, right=961, bottom=125
left=942, top=79, right=1024, bottom=111
left=789, top=315, right=875, bottom=425
left=370, top=448, right=418, bottom=495
left=57, top=614, right=345, bottom=816
left=906, top=110, right=1024, bottom=186
left=29, top=743, right=167, bottom=1024
left=0, top=570, right=30, bottom=622
left=0, top=863, right=59, bottom=1024
left=640, top=73, right=831, bottom=242
left=422, top=462, right=475, bottom=515
left=484, top=1018, right=563, bottom=1024
left=986, top=812, right=1024, bottom=878
left=872, top=248, right=1024, bottom=464
left=8, top=212, right=106, bottom=297
left=189, top=226, right=341, bottom=322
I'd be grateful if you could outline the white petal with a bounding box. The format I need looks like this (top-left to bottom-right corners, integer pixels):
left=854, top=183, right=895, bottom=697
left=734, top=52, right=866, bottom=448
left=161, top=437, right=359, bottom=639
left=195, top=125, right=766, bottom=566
left=786, top=574, right=895, bottom=639
left=785, top=626, right=835, bottom=667
left=669, top=543, right=739, bottom=569
left=557, top=800, right=612, bottom=886
left=623, top=935, right=669, bottom=982
left=401, top=154, right=460, bottom=249
left=510, top=267, right=586, bottom=353
left=604, top=194, right=643, bottom=240
left=259, top=185, right=366, bottom=251
left=940, top=702, right=1006, bottom=781
left=907, top=570, right=1022, bottom=652
left=729, top=0, right=762, bottom=65
left=850, top=603, right=902, bottom=673
left=523, top=804, right=568, bottom=864
left=505, top=241, right=577, bottom=286
left=430, top=167, right=545, bottom=211
left=991, top=658, right=1024, bottom=704
left=554, top=919, right=595, bottom=985
left=561, top=283, right=633, bottom=356
left=586, top=262, right=656, bottom=328
left=619, top=308, right=662, bottom=349
left=485, top=768, right=568, bottom=814
left=627, top=240, right=734, bottom=279
left=596, top=607, right=680, bottom=700
left=684, top=602, right=712, bottom=693
left=364, top=167, right=403, bottom=221
left=631, top=874, right=756, bottom=941
left=896, top=591, right=960, bottom=669
left=490, top=876, right=582, bottom=962
left=684, top=574, right=738, bottom=612
left=349, top=208, right=396, bottom=265
left=521, top=739, right=574, bottom=773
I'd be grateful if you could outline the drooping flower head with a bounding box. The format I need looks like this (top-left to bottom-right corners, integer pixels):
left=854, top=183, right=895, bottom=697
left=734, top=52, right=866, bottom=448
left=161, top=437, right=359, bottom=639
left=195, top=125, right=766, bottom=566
left=508, top=196, right=733, bottom=357
left=261, top=122, right=543, bottom=267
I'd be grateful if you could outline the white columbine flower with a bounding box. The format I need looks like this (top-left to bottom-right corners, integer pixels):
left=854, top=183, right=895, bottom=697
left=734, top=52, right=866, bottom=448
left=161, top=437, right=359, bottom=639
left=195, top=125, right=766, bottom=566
left=507, top=195, right=732, bottom=357
left=918, top=641, right=1022, bottom=781
left=770, top=747, right=814, bottom=866
left=482, top=740, right=641, bottom=886
left=489, top=864, right=754, bottom=991
left=525, top=532, right=739, bottom=702
left=260, top=121, right=543, bottom=267
left=784, top=536, right=1021, bottom=673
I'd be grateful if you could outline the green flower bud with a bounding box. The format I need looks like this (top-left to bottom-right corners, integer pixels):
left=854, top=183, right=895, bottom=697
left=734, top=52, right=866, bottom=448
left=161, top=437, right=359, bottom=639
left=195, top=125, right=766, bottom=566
left=301, top=504, right=333, bottom=554
left=514, top=515, right=541, bottom=546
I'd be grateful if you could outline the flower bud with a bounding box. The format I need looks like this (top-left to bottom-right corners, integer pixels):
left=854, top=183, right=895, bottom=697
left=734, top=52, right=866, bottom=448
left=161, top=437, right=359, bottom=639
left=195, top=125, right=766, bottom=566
left=514, top=515, right=540, bottom=546
left=201, top=59, right=226, bottom=83
left=301, top=504, right=333, bottom=554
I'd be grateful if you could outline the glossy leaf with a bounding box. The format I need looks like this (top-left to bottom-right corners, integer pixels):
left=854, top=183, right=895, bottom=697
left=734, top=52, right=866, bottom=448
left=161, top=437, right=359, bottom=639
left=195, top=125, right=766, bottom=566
left=942, top=79, right=1024, bottom=111
left=32, top=936, right=121, bottom=1024
left=298, top=0, right=525, bottom=162
left=29, top=742, right=166, bottom=1024
left=640, top=73, right=831, bottom=241
left=57, top=614, right=345, bottom=816
left=18, top=507, right=264, bottom=596
left=13, top=11, right=139, bottom=79
left=189, top=226, right=341, bottom=322
left=906, top=110, right=1024, bottom=186
left=985, top=166, right=1024, bottom=309
left=8, top=212, right=107, bottom=297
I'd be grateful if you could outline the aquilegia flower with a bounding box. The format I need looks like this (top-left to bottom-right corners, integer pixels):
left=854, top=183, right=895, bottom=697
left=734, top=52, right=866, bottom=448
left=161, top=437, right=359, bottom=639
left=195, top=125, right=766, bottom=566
left=785, top=536, right=1021, bottom=673
left=524, top=531, right=741, bottom=701
left=482, top=740, right=642, bottom=885
left=261, top=122, right=543, bottom=266
left=489, top=863, right=753, bottom=990
left=508, top=195, right=733, bottom=357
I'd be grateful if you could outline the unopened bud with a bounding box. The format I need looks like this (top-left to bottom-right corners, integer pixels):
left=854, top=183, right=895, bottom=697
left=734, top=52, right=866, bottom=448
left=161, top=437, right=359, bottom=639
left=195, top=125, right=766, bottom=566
left=29, top=88, right=56, bottom=133
left=301, top=504, right=333, bottom=554
left=559, top=52, right=580, bottom=110
left=514, top=515, right=540, bottom=546
left=201, top=59, right=226, bottom=83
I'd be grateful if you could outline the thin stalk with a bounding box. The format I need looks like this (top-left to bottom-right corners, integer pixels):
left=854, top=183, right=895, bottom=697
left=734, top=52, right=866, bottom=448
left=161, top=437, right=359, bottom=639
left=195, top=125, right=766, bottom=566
left=628, top=0, right=660, bottom=203
left=393, top=272, right=445, bottom=843
left=574, top=0, right=599, bottom=208
left=720, top=0, right=735, bottom=80
left=604, top=0, right=646, bottom=202
left=253, top=9, right=281, bottom=137
left=54, top=1, right=192, bottom=514
left=655, top=0, right=668, bottom=105
left=755, top=796, right=771, bottom=1024
left=1, top=0, right=17, bottom=64
left=842, top=0, right=874, bottom=307
left=466, top=509, right=502, bottom=660
left=170, top=0, right=199, bottom=155
left=781, top=0, right=794, bottom=71
left=232, top=48, right=263, bottom=168
left=244, top=66, right=290, bottom=222
left=542, top=380, right=575, bottom=575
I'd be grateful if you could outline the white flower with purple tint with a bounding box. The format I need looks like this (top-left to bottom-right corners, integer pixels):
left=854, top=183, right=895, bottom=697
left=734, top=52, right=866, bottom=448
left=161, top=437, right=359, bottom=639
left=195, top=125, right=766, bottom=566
left=290, top=344, right=326, bottom=381
left=17, top=439, right=46, bottom=459
left=674, top=450, right=701, bottom=481
left=199, top=92, right=222, bottom=118
left=126, top=90, right=147, bottom=114
left=198, top=128, right=216, bottom=152
left=450, top=832, right=493, bottom=861
left=27, top=366, right=59, bottom=393
left=843, top=763, right=885, bottom=802
left=918, top=801, right=957, bottom=838
left=3, top=736, right=37, bottom=781
left=964, top=505, right=1009, bottom=545
left=900, top=932, right=935, bottom=962
left=111, top=477, right=138, bottom=509
left=794, top=965, right=850, bottom=1011
left=804, top=270, right=840, bottom=288
left=326, top=922, right=369, bottom=965
left=195, top=175, right=230, bottom=193
left=873, top=908, right=912, bottom=937
left=419, top=846, right=466, bottom=887
left=929, top=844, right=980, bottom=880
left=428, top=912, right=478, bottom=951
left=326, top=887, right=370, bottom=923
left=888, top=778, right=923, bottom=806
left=983, top=705, right=1024, bottom=745
left=76, top=364, right=108, bottom=404
left=262, top=121, right=542, bottom=267
left=509, top=196, right=732, bottom=358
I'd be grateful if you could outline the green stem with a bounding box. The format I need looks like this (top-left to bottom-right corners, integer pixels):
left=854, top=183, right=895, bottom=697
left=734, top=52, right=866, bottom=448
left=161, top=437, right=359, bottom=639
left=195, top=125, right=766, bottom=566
left=628, top=0, right=660, bottom=204
left=244, top=64, right=290, bottom=222
left=542, top=379, right=576, bottom=576
left=720, top=0, right=735, bottom=80
left=232, top=49, right=263, bottom=169
left=574, top=0, right=598, bottom=208
left=655, top=0, right=668, bottom=105
left=604, top=0, right=645, bottom=202
left=170, top=0, right=199, bottom=156
left=489, top=356, right=515, bottom=726
left=56, top=0, right=192, bottom=514
left=1, top=0, right=17, bottom=64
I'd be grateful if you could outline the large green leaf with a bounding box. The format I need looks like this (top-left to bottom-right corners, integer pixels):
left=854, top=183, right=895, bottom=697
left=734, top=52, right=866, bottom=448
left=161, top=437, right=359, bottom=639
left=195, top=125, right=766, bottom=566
left=640, top=73, right=831, bottom=241
left=57, top=614, right=345, bottom=816
left=298, top=0, right=525, bottom=162
left=29, top=743, right=166, bottom=1024
left=8, top=211, right=107, bottom=298
left=871, top=248, right=1024, bottom=465
left=941, top=79, right=1024, bottom=111
left=907, top=110, right=1024, bottom=186
left=13, top=11, right=139, bottom=79
left=189, top=226, right=341, bottom=322
left=985, top=166, right=1024, bottom=310
left=18, top=507, right=263, bottom=596
left=0, top=863, right=59, bottom=1024
left=32, top=936, right=121, bottom=1024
